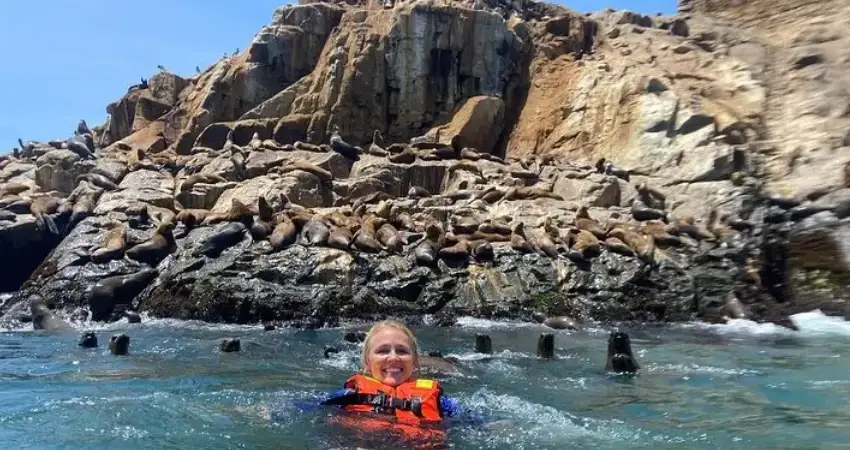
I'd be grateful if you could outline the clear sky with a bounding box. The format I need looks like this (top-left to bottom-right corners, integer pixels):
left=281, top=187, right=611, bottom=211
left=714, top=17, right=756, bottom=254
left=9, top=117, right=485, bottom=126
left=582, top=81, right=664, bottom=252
left=0, top=0, right=675, bottom=152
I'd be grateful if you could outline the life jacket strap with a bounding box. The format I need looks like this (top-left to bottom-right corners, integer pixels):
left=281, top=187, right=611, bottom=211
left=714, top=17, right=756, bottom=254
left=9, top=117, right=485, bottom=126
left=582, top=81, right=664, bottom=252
left=322, top=390, right=424, bottom=417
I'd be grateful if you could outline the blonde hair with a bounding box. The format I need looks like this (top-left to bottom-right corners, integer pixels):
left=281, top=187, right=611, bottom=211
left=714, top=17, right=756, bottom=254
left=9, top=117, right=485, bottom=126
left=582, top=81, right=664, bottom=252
left=360, top=320, right=420, bottom=374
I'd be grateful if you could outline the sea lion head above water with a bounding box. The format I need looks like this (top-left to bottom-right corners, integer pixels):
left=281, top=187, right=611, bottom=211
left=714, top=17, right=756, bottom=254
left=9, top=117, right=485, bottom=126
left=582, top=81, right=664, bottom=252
left=606, top=331, right=639, bottom=374
left=109, top=334, right=130, bottom=355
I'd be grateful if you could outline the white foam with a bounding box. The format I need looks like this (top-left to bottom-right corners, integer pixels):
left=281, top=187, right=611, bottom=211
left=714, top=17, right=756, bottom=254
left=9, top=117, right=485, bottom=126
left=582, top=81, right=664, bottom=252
left=789, top=310, right=850, bottom=337
left=453, top=317, right=533, bottom=330
left=645, top=363, right=762, bottom=377
left=682, top=318, right=795, bottom=337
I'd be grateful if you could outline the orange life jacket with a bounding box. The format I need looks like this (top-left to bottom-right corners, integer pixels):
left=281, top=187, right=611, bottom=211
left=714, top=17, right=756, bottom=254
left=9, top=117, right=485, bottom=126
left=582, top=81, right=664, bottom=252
left=331, top=374, right=444, bottom=424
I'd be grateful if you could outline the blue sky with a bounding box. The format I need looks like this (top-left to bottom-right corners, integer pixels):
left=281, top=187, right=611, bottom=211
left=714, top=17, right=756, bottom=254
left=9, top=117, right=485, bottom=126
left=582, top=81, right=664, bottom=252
left=0, top=0, right=675, bottom=152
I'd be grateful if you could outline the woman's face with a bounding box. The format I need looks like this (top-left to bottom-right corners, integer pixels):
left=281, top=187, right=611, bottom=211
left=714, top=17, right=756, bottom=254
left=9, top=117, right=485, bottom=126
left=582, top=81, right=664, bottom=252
left=364, top=328, right=417, bottom=387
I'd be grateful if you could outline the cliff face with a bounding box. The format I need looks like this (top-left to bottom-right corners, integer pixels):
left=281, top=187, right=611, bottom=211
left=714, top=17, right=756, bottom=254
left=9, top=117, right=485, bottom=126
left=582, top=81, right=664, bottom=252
left=1, top=0, right=848, bottom=328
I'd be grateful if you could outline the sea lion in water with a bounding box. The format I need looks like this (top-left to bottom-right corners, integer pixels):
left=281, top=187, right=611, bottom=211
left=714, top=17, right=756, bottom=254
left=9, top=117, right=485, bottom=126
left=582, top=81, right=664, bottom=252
left=532, top=312, right=579, bottom=330
left=109, top=334, right=130, bottom=355
left=125, top=221, right=176, bottom=266
left=78, top=331, right=98, bottom=348
left=89, top=269, right=158, bottom=322
left=91, top=221, right=127, bottom=263
left=606, top=331, right=639, bottom=374
left=198, top=222, right=248, bottom=257
left=30, top=294, right=73, bottom=331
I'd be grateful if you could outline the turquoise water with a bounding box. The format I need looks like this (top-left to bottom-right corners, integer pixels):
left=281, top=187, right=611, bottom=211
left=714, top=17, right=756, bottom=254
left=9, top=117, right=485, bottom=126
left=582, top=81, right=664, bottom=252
left=2, top=312, right=850, bottom=449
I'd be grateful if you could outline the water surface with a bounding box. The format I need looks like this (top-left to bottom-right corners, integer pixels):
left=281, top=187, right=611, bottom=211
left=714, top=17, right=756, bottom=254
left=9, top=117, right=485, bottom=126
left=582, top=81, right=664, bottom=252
left=1, top=311, right=849, bottom=449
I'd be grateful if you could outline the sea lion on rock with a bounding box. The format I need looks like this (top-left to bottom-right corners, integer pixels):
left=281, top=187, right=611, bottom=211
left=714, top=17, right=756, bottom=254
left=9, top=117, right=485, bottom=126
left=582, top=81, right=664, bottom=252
left=30, top=295, right=73, bottom=331
left=408, top=186, right=431, bottom=198
left=125, top=221, right=176, bottom=266
left=604, top=237, right=634, bottom=256
left=569, top=229, right=601, bottom=261
left=270, top=215, right=297, bottom=250
left=368, top=130, right=388, bottom=156
left=673, top=216, right=715, bottom=241
left=631, top=200, right=666, bottom=222
left=635, top=182, right=666, bottom=210
left=327, top=225, right=354, bottom=250
left=722, top=291, right=750, bottom=320
left=639, top=220, right=684, bottom=247
left=439, top=239, right=471, bottom=261
left=66, top=135, right=96, bottom=159
left=299, top=217, right=330, bottom=247
left=478, top=220, right=511, bottom=236
left=76, top=173, right=119, bottom=191
left=460, top=147, right=482, bottom=161
left=275, top=160, right=333, bottom=182
left=109, top=334, right=130, bottom=355
left=175, top=209, right=211, bottom=231
left=78, top=331, right=98, bottom=348
left=249, top=133, right=264, bottom=151
left=198, top=222, right=248, bottom=257
left=0, top=182, right=29, bottom=197
left=707, top=209, right=737, bottom=240
left=91, top=221, right=127, bottom=263
left=89, top=269, right=158, bottom=322
left=230, top=146, right=247, bottom=180
left=180, top=173, right=227, bottom=192
left=377, top=222, right=403, bottom=253
left=606, top=331, right=639, bottom=374
left=29, top=195, right=61, bottom=234
left=607, top=228, right=655, bottom=263
left=414, top=239, right=439, bottom=265
left=575, top=206, right=606, bottom=239
left=293, top=141, right=323, bottom=152
left=389, top=148, right=417, bottom=164
left=471, top=239, right=494, bottom=261
left=353, top=216, right=384, bottom=253
left=203, top=199, right=254, bottom=226
left=510, top=222, right=534, bottom=253
left=329, top=125, right=360, bottom=161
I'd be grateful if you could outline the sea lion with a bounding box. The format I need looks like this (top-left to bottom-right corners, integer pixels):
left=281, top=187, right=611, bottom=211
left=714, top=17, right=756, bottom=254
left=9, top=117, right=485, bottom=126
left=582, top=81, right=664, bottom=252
left=604, top=237, right=634, bottom=256
left=76, top=119, right=91, bottom=135
left=368, top=130, right=388, bottom=156
left=125, top=221, right=176, bottom=266
left=1, top=196, right=30, bottom=214
left=439, top=238, right=471, bottom=261
left=674, top=216, right=715, bottom=241
left=329, top=125, right=360, bottom=161
left=631, top=200, right=666, bottom=221
left=230, top=147, right=247, bottom=180
left=478, top=220, right=511, bottom=236
left=526, top=227, right=559, bottom=258
left=30, top=295, right=73, bottom=331
left=0, top=209, right=16, bottom=221
left=414, top=239, right=439, bottom=265
left=0, top=181, right=29, bottom=197
left=89, top=269, right=158, bottom=322
left=569, top=229, right=601, bottom=261
left=419, top=355, right=464, bottom=376
left=296, top=217, right=329, bottom=247
left=460, top=147, right=481, bottom=161
left=376, top=222, right=403, bottom=253
left=327, top=225, right=354, bottom=250
left=575, top=206, right=606, bottom=239
left=533, top=312, right=579, bottom=330
left=607, top=228, right=655, bottom=263
left=91, top=221, right=127, bottom=263
left=198, top=222, right=248, bottom=257
left=407, top=186, right=431, bottom=198
left=510, top=222, right=534, bottom=253
left=180, top=173, right=227, bottom=192
left=66, top=192, right=100, bottom=233
left=353, top=216, right=384, bottom=253
left=76, top=173, right=119, bottom=191
left=220, top=338, right=241, bottom=353
left=270, top=215, right=297, bottom=250
left=471, top=239, right=494, bottom=261
left=635, top=182, right=666, bottom=210
left=203, top=198, right=254, bottom=226
left=18, top=138, right=35, bottom=157
left=506, top=186, right=564, bottom=202
left=388, top=148, right=417, bottom=164
left=109, top=334, right=130, bottom=356
left=639, top=220, right=684, bottom=247
left=175, top=209, right=211, bottom=231
left=452, top=216, right=480, bottom=235
left=78, top=331, right=98, bottom=348
left=29, top=195, right=61, bottom=234
left=448, top=160, right=484, bottom=178
left=707, top=209, right=737, bottom=240
left=66, top=135, right=96, bottom=159
left=275, top=160, right=333, bottom=182
left=293, top=141, right=323, bottom=152
left=605, top=331, right=639, bottom=374
left=249, top=132, right=264, bottom=151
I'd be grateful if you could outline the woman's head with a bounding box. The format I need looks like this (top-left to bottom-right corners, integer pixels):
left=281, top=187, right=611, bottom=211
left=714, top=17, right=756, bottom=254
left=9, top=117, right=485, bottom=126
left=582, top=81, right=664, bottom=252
left=361, top=320, right=419, bottom=387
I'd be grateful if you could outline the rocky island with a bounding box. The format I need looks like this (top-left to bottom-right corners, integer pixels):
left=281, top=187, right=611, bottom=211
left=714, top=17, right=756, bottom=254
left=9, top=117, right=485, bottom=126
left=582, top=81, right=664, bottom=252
left=1, top=0, right=848, bottom=329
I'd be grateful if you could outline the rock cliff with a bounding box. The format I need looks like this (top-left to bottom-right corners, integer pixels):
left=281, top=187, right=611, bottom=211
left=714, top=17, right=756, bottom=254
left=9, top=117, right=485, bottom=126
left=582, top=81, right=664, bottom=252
left=1, top=0, right=848, bottom=328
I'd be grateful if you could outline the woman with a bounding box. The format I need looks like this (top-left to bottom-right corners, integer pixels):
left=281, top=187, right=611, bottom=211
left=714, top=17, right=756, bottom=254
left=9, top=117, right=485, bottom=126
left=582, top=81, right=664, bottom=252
left=319, top=321, right=469, bottom=447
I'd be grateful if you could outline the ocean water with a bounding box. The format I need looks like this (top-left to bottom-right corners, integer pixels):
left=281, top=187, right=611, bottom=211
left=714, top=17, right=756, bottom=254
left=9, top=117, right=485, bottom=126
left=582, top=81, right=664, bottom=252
left=1, top=307, right=850, bottom=449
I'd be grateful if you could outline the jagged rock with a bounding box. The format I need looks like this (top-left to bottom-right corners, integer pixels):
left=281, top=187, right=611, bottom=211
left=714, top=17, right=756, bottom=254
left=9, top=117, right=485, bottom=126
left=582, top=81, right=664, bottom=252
left=94, top=169, right=176, bottom=213
left=432, top=96, right=505, bottom=155
left=35, top=150, right=90, bottom=194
